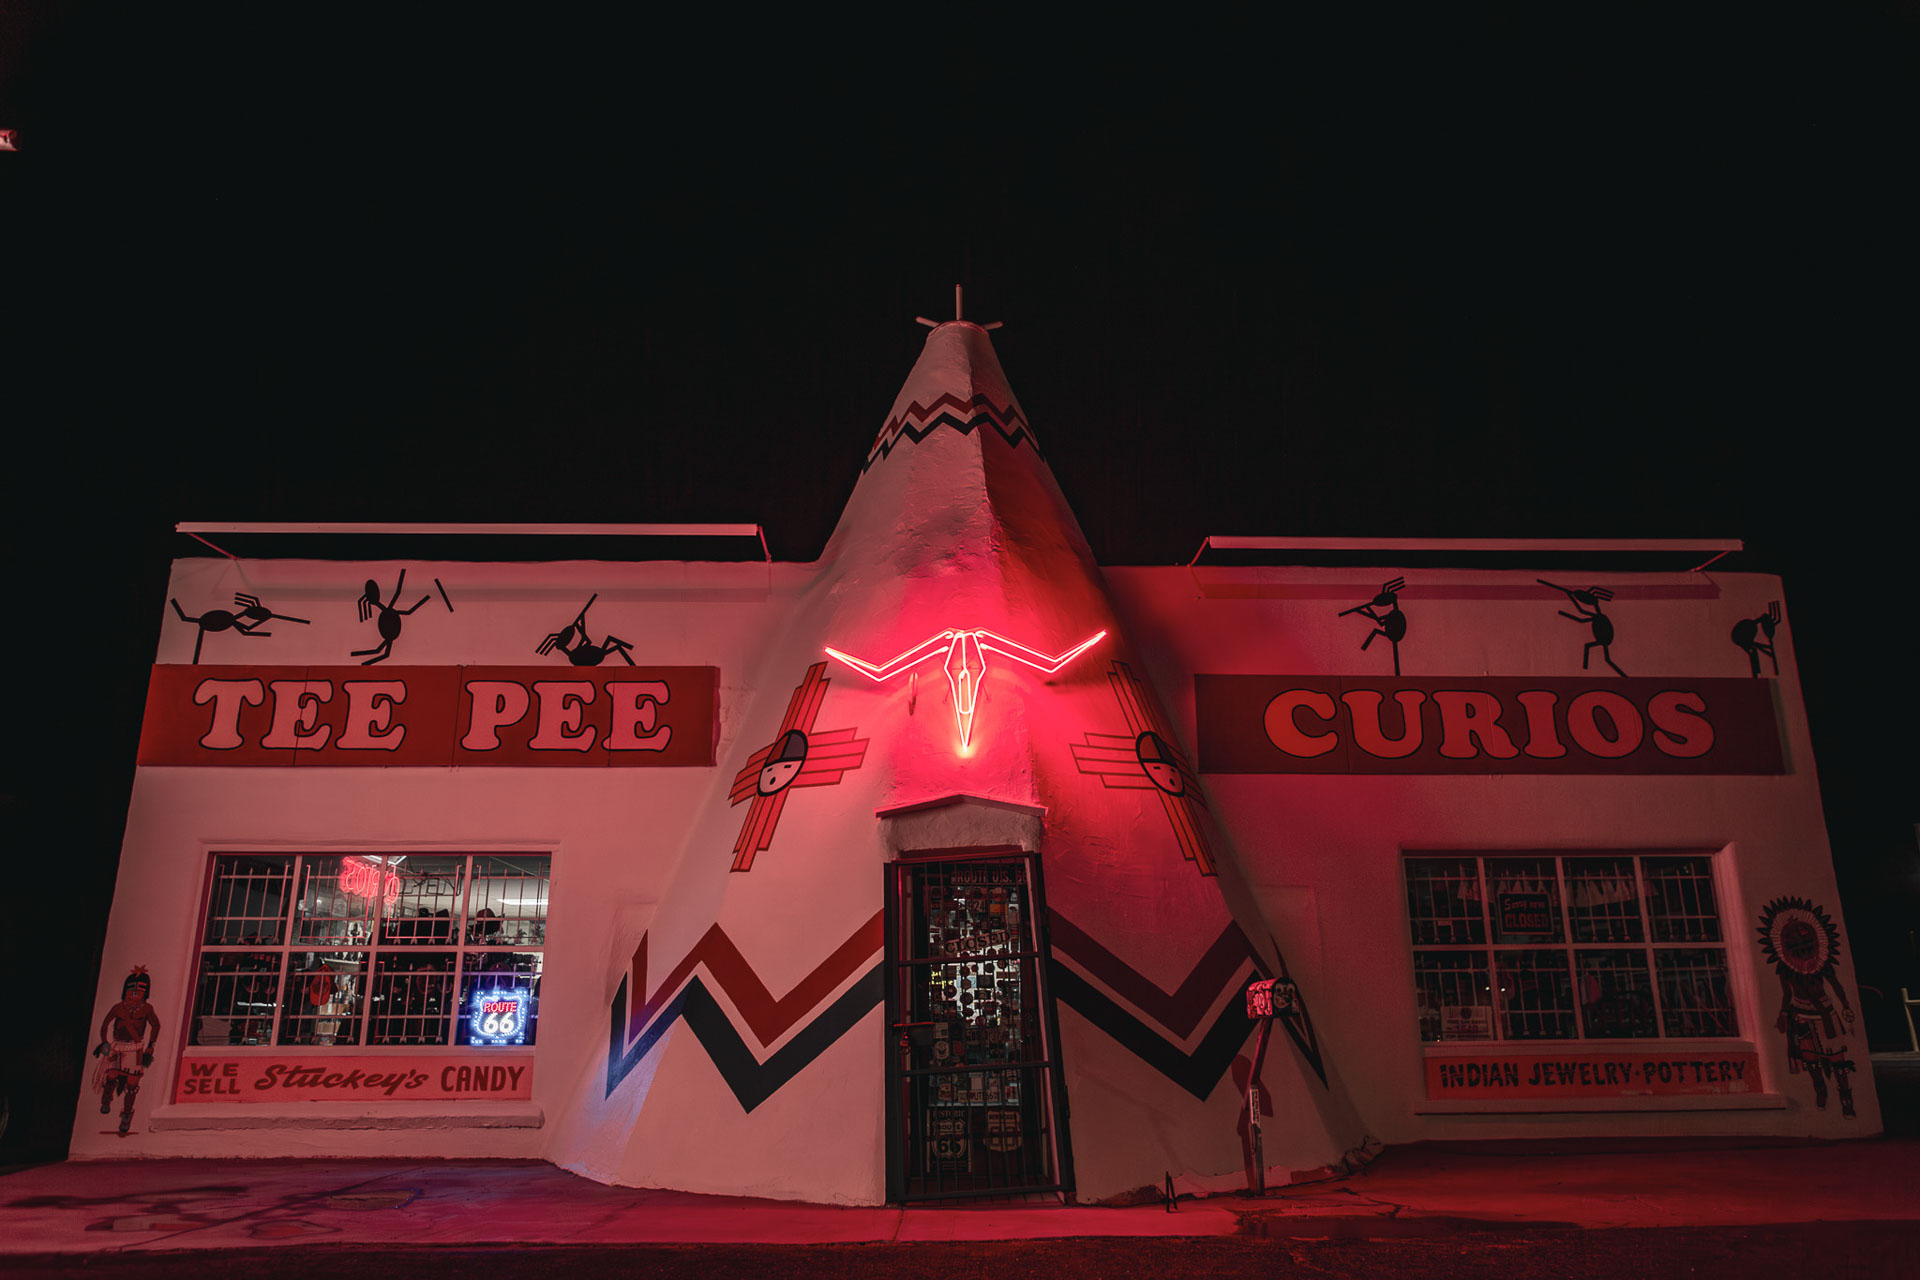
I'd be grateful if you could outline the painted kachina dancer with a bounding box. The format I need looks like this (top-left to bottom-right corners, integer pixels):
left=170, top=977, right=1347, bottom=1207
left=1756, top=896, right=1856, bottom=1117
left=1731, top=601, right=1783, bottom=676
left=1338, top=578, right=1408, bottom=675
left=91, top=967, right=162, bottom=1136
left=353, top=571, right=430, bottom=665
left=537, top=593, right=635, bottom=666
left=1540, top=579, right=1625, bottom=676
left=169, top=592, right=310, bottom=663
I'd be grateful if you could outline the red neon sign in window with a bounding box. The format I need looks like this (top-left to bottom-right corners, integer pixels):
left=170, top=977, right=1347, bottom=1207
left=824, top=628, right=1107, bottom=752
left=339, top=856, right=401, bottom=906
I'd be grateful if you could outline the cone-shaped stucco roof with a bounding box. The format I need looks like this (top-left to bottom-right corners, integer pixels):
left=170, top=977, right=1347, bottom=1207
left=568, top=315, right=1360, bottom=1206
left=818, top=321, right=1111, bottom=774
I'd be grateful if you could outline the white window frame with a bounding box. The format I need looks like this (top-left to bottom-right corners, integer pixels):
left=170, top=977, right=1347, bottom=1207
left=1404, top=850, right=1741, bottom=1047
left=184, top=850, right=550, bottom=1052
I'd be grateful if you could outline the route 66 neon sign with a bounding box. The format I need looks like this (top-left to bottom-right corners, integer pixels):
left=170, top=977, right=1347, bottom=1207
left=469, top=988, right=529, bottom=1046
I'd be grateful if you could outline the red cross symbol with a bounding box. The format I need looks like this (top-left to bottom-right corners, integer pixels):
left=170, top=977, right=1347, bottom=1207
left=1070, top=660, right=1216, bottom=875
left=729, top=663, right=868, bottom=872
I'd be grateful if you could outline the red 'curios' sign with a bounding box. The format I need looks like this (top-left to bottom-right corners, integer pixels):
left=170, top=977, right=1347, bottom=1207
left=137, top=666, right=718, bottom=766
left=1195, top=676, right=1784, bottom=775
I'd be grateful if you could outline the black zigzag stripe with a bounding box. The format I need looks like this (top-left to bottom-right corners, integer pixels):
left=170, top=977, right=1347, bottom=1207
left=606, top=966, right=885, bottom=1111
left=888, top=410, right=1036, bottom=456
left=864, top=402, right=1039, bottom=471
left=606, top=974, right=690, bottom=1097
left=1048, top=959, right=1257, bottom=1101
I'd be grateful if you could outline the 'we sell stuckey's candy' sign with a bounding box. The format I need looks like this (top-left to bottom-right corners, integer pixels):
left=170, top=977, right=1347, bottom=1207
left=137, top=666, right=717, bottom=766
left=175, top=1054, right=532, bottom=1103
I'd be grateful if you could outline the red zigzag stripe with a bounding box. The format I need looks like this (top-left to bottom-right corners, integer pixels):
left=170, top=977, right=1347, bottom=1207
left=620, top=911, right=1253, bottom=1062
left=626, top=912, right=885, bottom=1049
left=1047, top=911, right=1256, bottom=1041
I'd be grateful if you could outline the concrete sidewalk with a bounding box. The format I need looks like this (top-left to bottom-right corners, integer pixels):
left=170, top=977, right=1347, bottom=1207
left=3, top=1139, right=1916, bottom=1255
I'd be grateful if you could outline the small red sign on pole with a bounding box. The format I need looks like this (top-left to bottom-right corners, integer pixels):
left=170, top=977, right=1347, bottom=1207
left=1245, top=978, right=1296, bottom=1019
left=1242, top=977, right=1296, bottom=1196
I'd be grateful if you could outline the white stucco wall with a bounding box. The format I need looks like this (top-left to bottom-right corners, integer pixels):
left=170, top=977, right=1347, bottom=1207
left=76, top=552, right=1876, bottom=1181
left=1106, top=563, right=1879, bottom=1143
left=72, top=555, right=806, bottom=1160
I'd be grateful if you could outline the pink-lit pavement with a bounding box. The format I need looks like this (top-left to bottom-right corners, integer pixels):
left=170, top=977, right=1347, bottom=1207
left=3, top=1139, right=1917, bottom=1255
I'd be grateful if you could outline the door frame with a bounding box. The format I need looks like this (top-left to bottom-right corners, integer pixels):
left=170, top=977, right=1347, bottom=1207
left=883, top=845, right=1076, bottom=1203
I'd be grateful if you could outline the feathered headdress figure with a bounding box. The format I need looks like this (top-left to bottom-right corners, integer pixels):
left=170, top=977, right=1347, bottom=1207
left=1756, top=896, right=1841, bottom=979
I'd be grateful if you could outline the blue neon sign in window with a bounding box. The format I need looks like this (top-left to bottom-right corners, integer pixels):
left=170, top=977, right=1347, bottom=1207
left=469, top=988, right=529, bottom=1046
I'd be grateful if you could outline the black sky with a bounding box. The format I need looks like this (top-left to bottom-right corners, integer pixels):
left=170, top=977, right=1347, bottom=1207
left=3, top=9, right=1915, bottom=1156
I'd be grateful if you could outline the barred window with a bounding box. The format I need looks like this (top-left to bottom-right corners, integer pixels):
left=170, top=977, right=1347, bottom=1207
left=1406, top=853, right=1736, bottom=1044
left=187, top=853, right=548, bottom=1050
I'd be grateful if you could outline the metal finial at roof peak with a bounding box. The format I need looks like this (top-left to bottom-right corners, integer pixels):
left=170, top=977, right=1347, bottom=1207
left=915, top=285, right=1003, bottom=331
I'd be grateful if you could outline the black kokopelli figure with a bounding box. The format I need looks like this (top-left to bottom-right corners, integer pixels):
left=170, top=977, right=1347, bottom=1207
left=352, top=571, right=430, bottom=665
left=1338, top=578, right=1408, bottom=675
left=1540, top=579, right=1625, bottom=676
left=536, top=593, right=635, bottom=666
left=1731, top=601, right=1782, bottom=676
left=169, top=593, right=311, bottom=663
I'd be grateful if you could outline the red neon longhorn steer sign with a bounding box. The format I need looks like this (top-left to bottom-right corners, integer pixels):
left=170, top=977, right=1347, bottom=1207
left=824, top=628, right=1106, bottom=752
left=729, top=663, right=868, bottom=872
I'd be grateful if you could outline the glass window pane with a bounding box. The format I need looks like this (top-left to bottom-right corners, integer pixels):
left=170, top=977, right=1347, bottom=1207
left=456, top=952, right=544, bottom=1046
left=188, top=951, right=283, bottom=1046
left=1486, top=857, right=1564, bottom=944
left=467, top=855, right=551, bottom=947
left=1405, top=858, right=1485, bottom=946
left=1644, top=857, right=1722, bottom=943
left=368, top=952, right=456, bottom=1045
left=277, top=951, right=368, bottom=1046
left=383, top=856, right=467, bottom=946
left=1575, top=950, right=1658, bottom=1038
left=192, top=852, right=551, bottom=1054
left=1413, top=951, right=1495, bottom=1042
left=1495, top=950, right=1578, bottom=1040
left=203, top=855, right=293, bottom=946
left=904, top=861, right=1042, bottom=1089
left=1656, top=949, right=1738, bottom=1037
left=292, top=855, right=382, bottom=947
left=1565, top=856, right=1645, bottom=944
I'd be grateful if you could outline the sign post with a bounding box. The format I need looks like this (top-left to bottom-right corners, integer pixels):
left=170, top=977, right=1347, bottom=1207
left=1243, top=977, right=1297, bottom=1195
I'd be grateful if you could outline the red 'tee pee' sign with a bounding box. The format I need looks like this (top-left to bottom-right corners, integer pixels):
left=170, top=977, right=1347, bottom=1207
left=137, top=666, right=718, bottom=766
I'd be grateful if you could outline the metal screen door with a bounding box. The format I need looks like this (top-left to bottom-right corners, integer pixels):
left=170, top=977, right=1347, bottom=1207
left=885, top=853, right=1073, bottom=1201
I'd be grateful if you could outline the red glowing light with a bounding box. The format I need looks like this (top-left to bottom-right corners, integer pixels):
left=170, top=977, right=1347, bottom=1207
left=340, top=856, right=401, bottom=905
left=824, top=628, right=1107, bottom=751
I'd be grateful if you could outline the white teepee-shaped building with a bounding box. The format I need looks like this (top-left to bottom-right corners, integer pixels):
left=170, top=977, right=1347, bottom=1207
left=560, top=316, right=1359, bottom=1202
left=82, top=299, right=1877, bottom=1182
